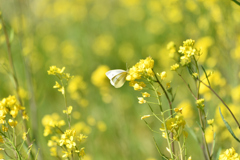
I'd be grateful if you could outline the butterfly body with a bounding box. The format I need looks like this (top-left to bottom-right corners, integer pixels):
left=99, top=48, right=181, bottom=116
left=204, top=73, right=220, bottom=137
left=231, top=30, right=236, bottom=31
left=106, top=69, right=127, bottom=88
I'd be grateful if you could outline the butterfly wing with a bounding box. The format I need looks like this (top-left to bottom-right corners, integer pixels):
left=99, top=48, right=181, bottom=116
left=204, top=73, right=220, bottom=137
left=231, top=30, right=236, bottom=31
left=106, top=69, right=126, bottom=80
left=110, top=71, right=127, bottom=88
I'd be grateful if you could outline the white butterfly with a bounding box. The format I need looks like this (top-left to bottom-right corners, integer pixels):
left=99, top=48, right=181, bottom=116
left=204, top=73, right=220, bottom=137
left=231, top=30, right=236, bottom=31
left=106, top=69, right=127, bottom=88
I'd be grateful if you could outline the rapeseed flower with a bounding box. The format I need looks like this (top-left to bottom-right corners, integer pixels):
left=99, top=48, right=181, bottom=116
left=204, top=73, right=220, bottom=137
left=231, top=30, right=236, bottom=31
left=219, top=147, right=239, bottom=160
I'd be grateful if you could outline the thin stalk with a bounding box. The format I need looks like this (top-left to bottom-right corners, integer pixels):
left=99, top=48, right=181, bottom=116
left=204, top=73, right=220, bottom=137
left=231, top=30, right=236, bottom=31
left=193, top=56, right=211, bottom=160
left=198, top=79, right=240, bottom=129
left=0, top=14, right=34, bottom=159
left=153, top=70, right=173, bottom=116
left=178, top=141, right=183, bottom=160
left=177, top=73, right=197, bottom=100
left=150, top=82, right=174, bottom=159
left=152, top=71, right=175, bottom=154
left=184, top=136, right=187, bottom=160
left=61, top=80, right=71, bottom=129
left=143, top=120, right=162, bottom=134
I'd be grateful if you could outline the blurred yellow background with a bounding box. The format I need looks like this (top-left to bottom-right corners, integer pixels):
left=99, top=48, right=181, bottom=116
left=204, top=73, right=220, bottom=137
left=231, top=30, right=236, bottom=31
left=0, top=0, right=240, bottom=159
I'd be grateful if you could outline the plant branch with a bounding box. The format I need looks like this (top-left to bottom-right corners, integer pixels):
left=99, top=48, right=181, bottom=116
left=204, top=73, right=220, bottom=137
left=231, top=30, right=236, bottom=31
left=198, top=79, right=240, bottom=128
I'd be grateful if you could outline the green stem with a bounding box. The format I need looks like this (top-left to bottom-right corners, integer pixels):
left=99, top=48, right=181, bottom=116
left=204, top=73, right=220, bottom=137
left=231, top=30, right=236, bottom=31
left=0, top=13, right=34, bottom=159
left=152, top=70, right=175, bottom=155
left=184, top=136, right=187, bottom=160
left=198, top=79, right=240, bottom=129
left=153, top=70, right=173, bottom=116
left=193, top=56, right=211, bottom=160
left=178, top=141, right=183, bottom=160
left=150, top=82, right=174, bottom=159
left=61, top=80, right=71, bottom=129
left=177, top=73, right=197, bottom=100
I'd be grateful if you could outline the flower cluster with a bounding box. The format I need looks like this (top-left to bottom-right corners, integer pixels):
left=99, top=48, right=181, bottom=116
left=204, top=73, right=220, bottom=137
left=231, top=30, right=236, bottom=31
left=126, top=56, right=154, bottom=82
left=219, top=147, right=239, bottom=160
left=0, top=95, right=27, bottom=129
left=47, top=66, right=73, bottom=81
left=126, top=57, right=154, bottom=92
left=48, top=66, right=74, bottom=94
left=170, top=63, right=179, bottom=71
left=59, top=129, right=87, bottom=158
left=42, top=114, right=66, bottom=136
left=196, top=98, right=205, bottom=109
left=160, top=114, right=186, bottom=140
left=178, top=39, right=201, bottom=66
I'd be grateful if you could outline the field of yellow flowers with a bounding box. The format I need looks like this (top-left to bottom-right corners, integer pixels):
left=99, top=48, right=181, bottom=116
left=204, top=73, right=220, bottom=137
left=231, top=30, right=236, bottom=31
left=0, top=0, right=240, bottom=159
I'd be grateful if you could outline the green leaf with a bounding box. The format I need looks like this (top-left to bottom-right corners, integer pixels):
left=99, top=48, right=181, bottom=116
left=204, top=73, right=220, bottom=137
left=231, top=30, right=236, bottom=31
left=232, top=0, right=240, bottom=6
left=201, top=65, right=211, bottom=87
left=219, top=107, right=240, bottom=143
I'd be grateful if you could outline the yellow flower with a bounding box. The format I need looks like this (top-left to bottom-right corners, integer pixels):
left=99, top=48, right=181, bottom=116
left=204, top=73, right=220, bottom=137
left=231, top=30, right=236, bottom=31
left=132, top=82, right=146, bottom=91
left=133, top=83, right=143, bottom=91
left=22, top=132, right=27, bottom=141
left=192, top=73, right=199, bottom=78
left=47, top=66, right=65, bottom=75
left=141, top=115, right=151, bottom=120
left=138, top=97, right=146, bottom=104
left=77, top=134, right=88, bottom=142
left=170, top=63, right=179, bottom=71
left=2, top=125, right=8, bottom=132
left=126, top=56, right=154, bottom=82
left=160, top=71, right=167, bottom=80
left=219, top=147, right=239, bottom=160
left=166, top=82, right=171, bottom=89
left=63, top=106, right=73, bottom=115
left=48, top=66, right=73, bottom=81
left=142, top=92, right=150, bottom=97
left=196, top=98, right=205, bottom=108
left=8, top=119, right=18, bottom=128
left=174, top=108, right=183, bottom=114
left=53, top=81, right=61, bottom=89
left=207, top=119, right=214, bottom=125
left=178, top=39, right=200, bottom=66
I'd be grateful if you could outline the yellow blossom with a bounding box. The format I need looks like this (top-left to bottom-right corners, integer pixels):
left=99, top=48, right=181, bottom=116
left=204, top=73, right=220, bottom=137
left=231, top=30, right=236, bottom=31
left=207, top=119, right=214, bottom=125
left=196, top=98, right=205, bottom=108
left=23, top=132, right=27, bottom=141
left=48, top=66, right=73, bottom=81
left=178, top=39, right=200, bottom=65
left=160, top=71, right=167, bottom=80
left=126, top=56, right=154, bottom=81
left=138, top=97, right=146, bottom=104
left=174, top=108, right=183, bottom=114
left=8, top=119, right=18, bottom=128
left=141, top=115, right=151, bottom=120
left=219, top=147, right=239, bottom=160
left=170, top=63, right=179, bottom=71
left=142, top=92, right=150, bottom=97
left=63, top=106, right=73, bottom=115
left=47, top=66, right=65, bottom=75
left=192, top=73, right=199, bottom=78
left=2, top=125, right=8, bottom=132
left=166, top=82, right=171, bottom=89
left=53, top=81, right=61, bottom=89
